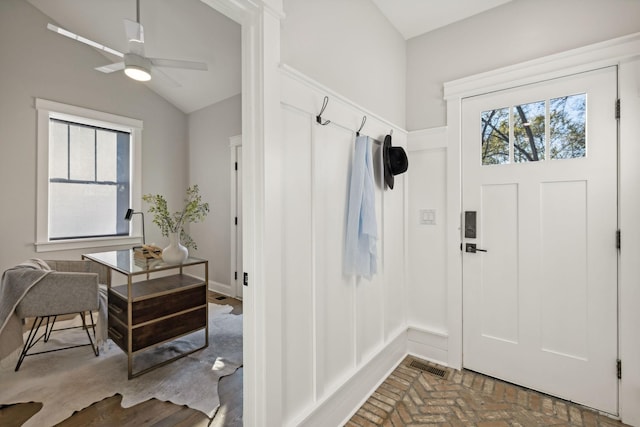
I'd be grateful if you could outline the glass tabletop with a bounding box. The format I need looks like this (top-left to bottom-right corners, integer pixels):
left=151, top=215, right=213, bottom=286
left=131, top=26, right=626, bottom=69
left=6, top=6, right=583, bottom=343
left=83, top=249, right=206, bottom=276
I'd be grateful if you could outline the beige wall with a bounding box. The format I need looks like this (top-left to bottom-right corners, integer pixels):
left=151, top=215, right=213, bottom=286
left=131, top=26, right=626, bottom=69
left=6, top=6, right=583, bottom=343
left=281, top=0, right=406, bottom=128
left=407, top=0, right=640, bottom=130
left=188, top=94, right=242, bottom=288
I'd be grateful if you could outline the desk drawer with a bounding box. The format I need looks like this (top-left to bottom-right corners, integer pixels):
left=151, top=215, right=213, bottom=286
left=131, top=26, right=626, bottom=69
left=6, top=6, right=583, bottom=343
left=107, top=291, right=128, bottom=325
left=108, top=316, right=128, bottom=352
left=131, top=285, right=205, bottom=325
left=131, top=306, right=206, bottom=352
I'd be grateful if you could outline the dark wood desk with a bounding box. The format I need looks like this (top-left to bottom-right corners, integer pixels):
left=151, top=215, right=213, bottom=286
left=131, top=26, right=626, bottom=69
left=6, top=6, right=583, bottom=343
left=82, top=250, right=208, bottom=378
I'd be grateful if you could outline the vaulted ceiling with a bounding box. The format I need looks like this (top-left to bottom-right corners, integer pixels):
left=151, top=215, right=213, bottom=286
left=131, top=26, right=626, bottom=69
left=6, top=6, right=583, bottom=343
left=26, top=0, right=511, bottom=114
left=27, top=0, right=241, bottom=114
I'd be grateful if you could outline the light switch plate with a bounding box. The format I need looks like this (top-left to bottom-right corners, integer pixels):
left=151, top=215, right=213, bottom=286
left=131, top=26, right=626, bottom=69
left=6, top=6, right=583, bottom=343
left=420, top=209, right=436, bottom=225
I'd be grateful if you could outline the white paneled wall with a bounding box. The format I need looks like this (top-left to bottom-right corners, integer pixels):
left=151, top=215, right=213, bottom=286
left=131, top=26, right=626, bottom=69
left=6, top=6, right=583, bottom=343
left=279, top=66, right=407, bottom=426
left=406, top=128, right=449, bottom=363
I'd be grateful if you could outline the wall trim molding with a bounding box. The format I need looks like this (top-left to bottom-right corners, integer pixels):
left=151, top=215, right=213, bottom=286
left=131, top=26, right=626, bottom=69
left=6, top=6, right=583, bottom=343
left=407, top=127, right=448, bottom=151
left=279, top=64, right=408, bottom=136
left=294, top=325, right=450, bottom=426
left=406, top=326, right=448, bottom=367
left=296, top=330, right=407, bottom=427
left=444, top=32, right=640, bottom=100
left=208, top=279, right=233, bottom=295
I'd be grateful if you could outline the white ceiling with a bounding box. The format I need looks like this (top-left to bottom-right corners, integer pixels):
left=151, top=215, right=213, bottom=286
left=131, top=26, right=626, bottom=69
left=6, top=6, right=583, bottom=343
left=26, top=0, right=512, bottom=114
left=26, top=0, right=241, bottom=114
left=371, top=0, right=513, bottom=40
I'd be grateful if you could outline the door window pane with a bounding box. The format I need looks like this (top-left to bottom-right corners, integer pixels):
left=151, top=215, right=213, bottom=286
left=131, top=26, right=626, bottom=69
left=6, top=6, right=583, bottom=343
left=550, top=94, right=586, bottom=159
left=481, top=107, right=510, bottom=165
left=514, top=101, right=545, bottom=163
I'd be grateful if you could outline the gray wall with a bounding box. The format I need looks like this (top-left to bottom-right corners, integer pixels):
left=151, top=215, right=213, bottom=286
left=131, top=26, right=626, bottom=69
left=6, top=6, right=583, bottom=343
left=281, top=0, right=407, bottom=128
left=406, top=0, right=640, bottom=130
left=188, top=94, right=242, bottom=287
left=0, top=0, right=189, bottom=271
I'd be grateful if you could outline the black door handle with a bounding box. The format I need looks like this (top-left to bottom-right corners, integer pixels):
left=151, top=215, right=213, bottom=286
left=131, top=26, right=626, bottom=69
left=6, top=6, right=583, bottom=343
left=465, top=243, right=488, bottom=253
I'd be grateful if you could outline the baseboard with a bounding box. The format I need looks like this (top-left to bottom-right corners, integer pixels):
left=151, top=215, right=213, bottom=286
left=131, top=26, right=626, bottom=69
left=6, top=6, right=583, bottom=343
left=296, top=330, right=407, bottom=427
left=406, top=326, right=449, bottom=366
left=208, top=280, right=233, bottom=296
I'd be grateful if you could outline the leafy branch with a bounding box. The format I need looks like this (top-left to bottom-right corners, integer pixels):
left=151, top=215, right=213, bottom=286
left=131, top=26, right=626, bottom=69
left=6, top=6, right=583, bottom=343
left=142, top=185, right=210, bottom=250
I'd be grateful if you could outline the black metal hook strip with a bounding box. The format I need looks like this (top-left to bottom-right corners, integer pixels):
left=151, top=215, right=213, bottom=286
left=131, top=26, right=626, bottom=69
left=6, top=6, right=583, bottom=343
left=356, top=116, right=367, bottom=136
left=316, top=96, right=331, bottom=125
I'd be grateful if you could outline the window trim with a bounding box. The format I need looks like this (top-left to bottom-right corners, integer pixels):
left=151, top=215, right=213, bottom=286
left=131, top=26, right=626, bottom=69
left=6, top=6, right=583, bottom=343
left=35, top=98, right=143, bottom=252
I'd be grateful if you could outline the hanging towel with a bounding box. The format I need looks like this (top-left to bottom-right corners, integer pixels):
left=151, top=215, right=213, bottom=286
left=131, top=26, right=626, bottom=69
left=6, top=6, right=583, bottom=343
left=344, top=135, right=377, bottom=279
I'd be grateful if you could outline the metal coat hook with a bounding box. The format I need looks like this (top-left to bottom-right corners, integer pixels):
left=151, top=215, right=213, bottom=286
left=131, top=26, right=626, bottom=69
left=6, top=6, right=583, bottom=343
left=356, top=116, right=367, bottom=136
left=316, top=96, right=331, bottom=125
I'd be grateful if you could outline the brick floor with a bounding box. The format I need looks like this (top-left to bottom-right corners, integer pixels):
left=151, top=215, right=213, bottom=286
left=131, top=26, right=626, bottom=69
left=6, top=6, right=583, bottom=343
left=347, top=357, right=629, bottom=427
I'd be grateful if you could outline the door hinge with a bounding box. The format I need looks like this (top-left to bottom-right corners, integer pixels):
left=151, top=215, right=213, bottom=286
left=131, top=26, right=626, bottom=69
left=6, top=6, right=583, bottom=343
left=235, top=161, right=238, bottom=171
left=616, top=229, right=621, bottom=250
left=617, top=359, right=622, bottom=379
left=615, top=99, right=621, bottom=119
left=243, top=272, right=248, bottom=287
left=234, top=271, right=237, bottom=281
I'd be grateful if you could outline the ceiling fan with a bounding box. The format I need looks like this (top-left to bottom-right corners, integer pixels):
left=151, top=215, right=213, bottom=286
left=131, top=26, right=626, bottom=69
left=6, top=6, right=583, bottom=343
left=46, top=0, right=208, bottom=85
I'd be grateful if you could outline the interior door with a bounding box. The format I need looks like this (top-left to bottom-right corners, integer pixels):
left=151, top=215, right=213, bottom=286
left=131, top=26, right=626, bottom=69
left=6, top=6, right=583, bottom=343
left=462, top=67, right=618, bottom=414
left=236, top=145, right=243, bottom=299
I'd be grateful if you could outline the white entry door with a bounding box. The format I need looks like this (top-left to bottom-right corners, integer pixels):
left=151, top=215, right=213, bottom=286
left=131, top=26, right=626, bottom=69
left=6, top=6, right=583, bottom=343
left=462, top=67, right=618, bottom=414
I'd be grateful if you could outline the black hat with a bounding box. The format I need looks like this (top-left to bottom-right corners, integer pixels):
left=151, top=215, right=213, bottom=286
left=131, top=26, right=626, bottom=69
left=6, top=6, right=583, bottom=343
left=383, top=134, right=408, bottom=189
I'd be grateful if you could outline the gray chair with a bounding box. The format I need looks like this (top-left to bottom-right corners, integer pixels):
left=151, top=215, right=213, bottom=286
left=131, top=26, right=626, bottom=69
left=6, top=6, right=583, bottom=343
left=14, top=260, right=108, bottom=371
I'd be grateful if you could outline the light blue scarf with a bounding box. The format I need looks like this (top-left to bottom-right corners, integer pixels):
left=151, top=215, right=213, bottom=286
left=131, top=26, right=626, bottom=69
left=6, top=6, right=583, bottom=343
left=344, top=135, right=377, bottom=279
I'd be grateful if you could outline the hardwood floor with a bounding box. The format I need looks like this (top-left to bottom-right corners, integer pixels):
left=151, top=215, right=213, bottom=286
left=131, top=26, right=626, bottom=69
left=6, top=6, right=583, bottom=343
left=0, top=292, right=243, bottom=427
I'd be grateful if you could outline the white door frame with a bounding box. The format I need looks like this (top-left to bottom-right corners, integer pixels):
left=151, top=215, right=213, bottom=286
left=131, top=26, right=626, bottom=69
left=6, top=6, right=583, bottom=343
left=199, top=1, right=284, bottom=425
left=444, top=33, right=640, bottom=424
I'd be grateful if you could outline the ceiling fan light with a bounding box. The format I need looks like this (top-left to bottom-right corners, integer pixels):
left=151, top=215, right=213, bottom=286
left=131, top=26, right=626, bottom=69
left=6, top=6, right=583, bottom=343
left=125, top=65, right=151, bottom=81
left=123, top=53, right=151, bottom=82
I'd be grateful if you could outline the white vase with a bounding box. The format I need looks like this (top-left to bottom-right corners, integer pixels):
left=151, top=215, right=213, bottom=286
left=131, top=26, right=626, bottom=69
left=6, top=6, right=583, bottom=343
left=162, top=232, right=188, bottom=264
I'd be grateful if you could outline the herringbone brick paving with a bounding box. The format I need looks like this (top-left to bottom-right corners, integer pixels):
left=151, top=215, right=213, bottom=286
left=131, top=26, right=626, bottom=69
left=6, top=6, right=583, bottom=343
left=347, top=357, right=629, bottom=427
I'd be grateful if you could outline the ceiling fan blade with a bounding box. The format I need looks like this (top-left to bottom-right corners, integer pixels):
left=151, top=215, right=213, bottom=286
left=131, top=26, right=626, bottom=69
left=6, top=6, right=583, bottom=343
left=95, top=62, right=125, bottom=74
left=149, top=58, right=208, bottom=71
left=47, top=23, right=124, bottom=58
left=150, top=66, right=181, bottom=87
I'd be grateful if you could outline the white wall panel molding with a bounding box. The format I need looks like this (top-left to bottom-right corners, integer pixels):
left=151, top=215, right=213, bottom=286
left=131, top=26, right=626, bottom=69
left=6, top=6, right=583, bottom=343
left=296, top=330, right=407, bottom=427
left=280, top=64, right=407, bottom=137
left=279, top=67, right=408, bottom=426
left=407, top=327, right=449, bottom=367
left=407, top=146, right=448, bottom=338
left=407, top=126, right=448, bottom=152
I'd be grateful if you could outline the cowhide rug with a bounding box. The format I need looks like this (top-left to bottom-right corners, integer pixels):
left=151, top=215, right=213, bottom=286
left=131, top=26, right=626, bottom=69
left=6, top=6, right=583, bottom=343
left=0, top=303, right=242, bottom=427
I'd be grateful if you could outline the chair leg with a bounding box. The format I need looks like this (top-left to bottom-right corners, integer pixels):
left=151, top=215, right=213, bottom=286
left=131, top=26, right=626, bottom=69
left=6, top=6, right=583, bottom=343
left=43, top=315, right=57, bottom=342
left=14, top=313, right=100, bottom=371
left=15, top=317, right=45, bottom=371
left=80, top=312, right=99, bottom=357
